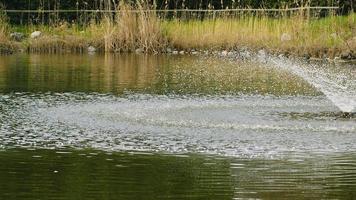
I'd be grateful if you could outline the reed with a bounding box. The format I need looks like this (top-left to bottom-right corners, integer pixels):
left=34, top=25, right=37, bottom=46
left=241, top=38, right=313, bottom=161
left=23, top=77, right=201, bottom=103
left=100, top=0, right=167, bottom=52
left=26, top=1, right=167, bottom=53
left=0, top=0, right=355, bottom=58
left=163, top=11, right=355, bottom=58
left=0, top=6, right=14, bottom=53
left=0, top=7, right=8, bottom=42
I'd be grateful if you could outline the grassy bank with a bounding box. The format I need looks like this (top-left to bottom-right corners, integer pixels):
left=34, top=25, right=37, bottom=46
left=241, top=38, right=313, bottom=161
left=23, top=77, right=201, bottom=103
left=0, top=4, right=355, bottom=59
left=164, top=13, right=355, bottom=58
left=0, top=9, right=13, bottom=53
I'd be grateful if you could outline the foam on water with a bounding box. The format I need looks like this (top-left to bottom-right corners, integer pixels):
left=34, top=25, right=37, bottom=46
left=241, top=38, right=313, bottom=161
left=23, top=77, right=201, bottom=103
left=264, top=56, right=356, bottom=112
left=1, top=93, right=355, bottom=158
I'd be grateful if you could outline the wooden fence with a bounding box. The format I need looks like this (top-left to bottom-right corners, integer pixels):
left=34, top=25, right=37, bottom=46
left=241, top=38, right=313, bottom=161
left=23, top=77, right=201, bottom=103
left=3, top=6, right=340, bottom=25
left=3, top=7, right=339, bottom=13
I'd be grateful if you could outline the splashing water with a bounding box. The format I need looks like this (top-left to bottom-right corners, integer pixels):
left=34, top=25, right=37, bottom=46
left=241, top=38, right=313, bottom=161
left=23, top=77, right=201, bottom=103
left=0, top=93, right=355, bottom=158
left=0, top=54, right=355, bottom=159
left=263, top=56, right=356, bottom=113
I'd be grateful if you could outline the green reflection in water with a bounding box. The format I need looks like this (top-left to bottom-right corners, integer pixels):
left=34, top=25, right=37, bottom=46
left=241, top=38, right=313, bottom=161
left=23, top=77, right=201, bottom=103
left=0, top=149, right=234, bottom=200
left=0, top=149, right=356, bottom=200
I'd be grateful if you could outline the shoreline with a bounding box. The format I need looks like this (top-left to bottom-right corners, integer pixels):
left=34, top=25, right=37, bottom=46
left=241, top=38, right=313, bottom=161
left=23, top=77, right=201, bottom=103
left=1, top=42, right=355, bottom=64
left=1, top=12, right=354, bottom=61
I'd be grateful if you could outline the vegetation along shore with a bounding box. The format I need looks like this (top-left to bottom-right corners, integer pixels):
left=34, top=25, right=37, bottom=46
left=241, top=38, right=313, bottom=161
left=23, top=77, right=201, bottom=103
left=0, top=1, right=355, bottom=60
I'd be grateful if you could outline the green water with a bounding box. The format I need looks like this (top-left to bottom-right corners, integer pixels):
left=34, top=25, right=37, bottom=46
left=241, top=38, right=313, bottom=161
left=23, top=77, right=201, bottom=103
left=0, top=149, right=234, bottom=200
left=1, top=149, right=356, bottom=199
left=0, top=54, right=355, bottom=199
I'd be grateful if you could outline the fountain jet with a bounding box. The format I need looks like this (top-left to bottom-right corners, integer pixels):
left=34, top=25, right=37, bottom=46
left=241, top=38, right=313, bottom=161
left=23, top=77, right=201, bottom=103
left=266, top=56, right=356, bottom=113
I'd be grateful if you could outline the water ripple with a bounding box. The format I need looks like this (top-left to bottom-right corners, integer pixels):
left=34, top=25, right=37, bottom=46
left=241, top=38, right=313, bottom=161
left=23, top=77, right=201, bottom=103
left=1, top=93, right=355, bottom=158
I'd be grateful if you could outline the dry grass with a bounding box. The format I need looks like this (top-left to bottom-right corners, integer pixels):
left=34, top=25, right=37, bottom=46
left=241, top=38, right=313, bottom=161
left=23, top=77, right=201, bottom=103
left=0, top=12, right=7, bottom=42
left=101, top=1, right=167, bottom=53
left=0, top=8, right=13, bottom=53
left=0, top=2, right=355, bottom=58
left=0, top=16, right=8, bottom=43
left=163, top=12, right=355, bottom=57
left=28, top=35, right=87, bottom=53
left=25, top=1, right=167, bottom=53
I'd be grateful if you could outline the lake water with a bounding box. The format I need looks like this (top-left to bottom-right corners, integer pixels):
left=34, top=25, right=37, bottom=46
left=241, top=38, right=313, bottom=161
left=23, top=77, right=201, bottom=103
left=0, top=54, right=355, bottom=199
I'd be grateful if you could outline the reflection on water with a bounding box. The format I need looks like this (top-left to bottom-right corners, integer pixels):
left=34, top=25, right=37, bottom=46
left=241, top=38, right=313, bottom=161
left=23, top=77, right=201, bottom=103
left=0, top=54, right=317, bottom=95
left=0, top=54, right=160, bottom=93
left=0, top=149, right=234, bottom=200
left=0, top=149, right=356, bottom=199
left=0, top=54, right=356, bottom=199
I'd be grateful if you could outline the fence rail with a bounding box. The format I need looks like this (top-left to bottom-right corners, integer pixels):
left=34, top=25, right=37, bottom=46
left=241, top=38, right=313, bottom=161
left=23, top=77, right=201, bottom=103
left=3, top=7, right=339, bottom=13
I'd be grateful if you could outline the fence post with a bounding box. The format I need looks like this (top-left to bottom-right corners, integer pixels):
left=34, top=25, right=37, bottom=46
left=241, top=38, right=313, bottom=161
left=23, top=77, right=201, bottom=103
left=213, top=10, right=216, bottom=34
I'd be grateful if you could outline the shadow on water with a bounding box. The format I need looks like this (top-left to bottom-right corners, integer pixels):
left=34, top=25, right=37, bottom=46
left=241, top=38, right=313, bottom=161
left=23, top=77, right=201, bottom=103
left=0, top=149, right=356, bottom=200
left=0, top=149, right=234, bottom=200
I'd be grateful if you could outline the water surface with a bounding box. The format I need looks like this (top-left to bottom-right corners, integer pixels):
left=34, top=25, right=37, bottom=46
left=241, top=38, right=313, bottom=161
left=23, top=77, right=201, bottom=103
left=0, top=54, right=355, bottom=199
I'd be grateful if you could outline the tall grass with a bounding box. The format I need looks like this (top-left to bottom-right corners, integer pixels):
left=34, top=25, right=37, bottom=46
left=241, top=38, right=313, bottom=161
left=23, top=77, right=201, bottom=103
left=0, top=0, right=355, bottom=58
left=0, top=7, right=9, bottom=44
left=27, top=1, right=167, bottom=53
left=163, top=12, right=355, bottom=57
left=0, top=6, right=14, bottom=53
left=101, top=1, right=167, bottom=53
